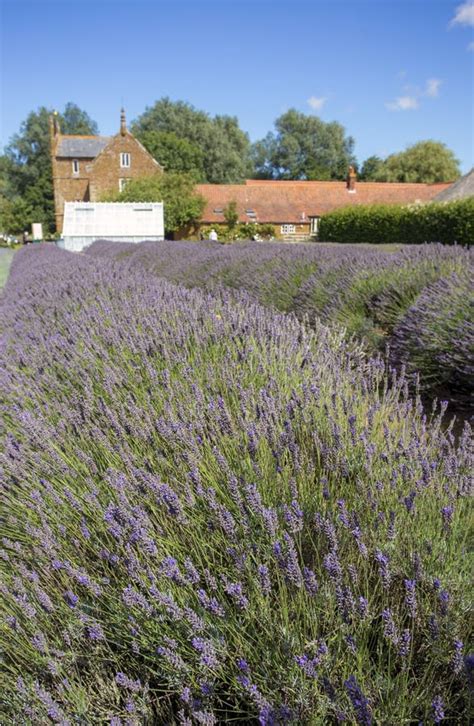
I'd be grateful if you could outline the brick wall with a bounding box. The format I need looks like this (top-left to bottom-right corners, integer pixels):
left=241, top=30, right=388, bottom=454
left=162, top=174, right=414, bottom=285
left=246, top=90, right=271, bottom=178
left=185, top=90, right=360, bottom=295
left=89, top=134, right=161, bottom=203
left=51, top=128, right=162, bottom=233
left=51, top=156, right=94, bottom=231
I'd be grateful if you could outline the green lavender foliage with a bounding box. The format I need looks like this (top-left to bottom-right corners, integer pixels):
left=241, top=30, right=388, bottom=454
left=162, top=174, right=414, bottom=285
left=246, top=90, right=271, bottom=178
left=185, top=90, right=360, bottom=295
left=0, top=245, right=472, bottom=724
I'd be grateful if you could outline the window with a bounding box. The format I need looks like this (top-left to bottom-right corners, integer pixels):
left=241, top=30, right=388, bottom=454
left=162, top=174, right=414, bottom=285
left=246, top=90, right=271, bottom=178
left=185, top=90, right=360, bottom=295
left=72, top=159, right=80, bottom=175
left=120, top=152, right=131, bottom=168
left=119, top=178, right=130, bottom=192
left=280, top=224, right=296, bottom=234
left=310, top=217, right=320, bottom=235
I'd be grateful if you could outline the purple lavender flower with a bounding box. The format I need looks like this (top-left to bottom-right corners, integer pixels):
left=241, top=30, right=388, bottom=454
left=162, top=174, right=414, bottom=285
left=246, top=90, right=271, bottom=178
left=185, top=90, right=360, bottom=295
left=63, top=590, right=78, bottom=608
left=237, top=658, right=249, bottom=673
left=451, top=640, right=463, bottom=674
left=160, top=556, right=184, bottom=584
left=374, top=550, right=391, bottom=589
left=428, top=614, right=440, bottom=641
left=398, top=629, right=411, bottom=659
left=87, top=622, right=105, bottom=641
left=382, top=609, right=399, bottom=646
left=432, top=695, right=445, bottom=723
left=184, top=558, right=201, bottom=585
left=439, top=589, right=450, bottom=616
left=404, top=579, right=417, bottom=618
left=32, top=631, right=48, bottom=653
left=344, top=675, right=372, bottom=725
left=441, top=505, right=454, bottom=531
left=303, top=567, right=318, bottom=596
left=257, top=564, right=271, bottom=596
left=115, top=672, right=142, bottom=692
left=192, top=637, right=219, bottom=669
left=197, top=589, right=225, bottom=617
left=223, top=580, right=249, bottom=609
left=323, top=550, right=342, bottom=581
left=358, top=597, right=369, bottom=619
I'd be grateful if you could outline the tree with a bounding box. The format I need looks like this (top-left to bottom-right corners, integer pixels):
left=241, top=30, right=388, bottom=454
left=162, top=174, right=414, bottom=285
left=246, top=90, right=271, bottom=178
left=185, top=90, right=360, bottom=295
left=252, top=109, right=356, bottom=180
left=223, top=200, right=239, bottom=229
left=3, top=103, right=98, bottom=234
left=359, top=155, right=384, bottom=181
left=139, top=130, right=204, bottom=179
left=374, top=141, right=460, bottom=184
left=61, top=102, right=99, bottom=135
left=106, top=172, right=205, bottom=237
left=131, top=98, right=254, bottom=184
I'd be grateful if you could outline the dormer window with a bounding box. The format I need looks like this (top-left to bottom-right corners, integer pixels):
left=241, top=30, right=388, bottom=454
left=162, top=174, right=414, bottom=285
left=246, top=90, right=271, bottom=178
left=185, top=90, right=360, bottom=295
left=72, top=159, right=79, bottom=175
left=120, top=152, right=131, bottom=168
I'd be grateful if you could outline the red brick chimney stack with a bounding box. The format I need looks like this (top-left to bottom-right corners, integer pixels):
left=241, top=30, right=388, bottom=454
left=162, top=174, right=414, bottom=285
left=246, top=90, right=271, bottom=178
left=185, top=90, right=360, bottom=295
left=120, top=108, right=127, bottom=136
left=346, top=165, right=356, bottom=192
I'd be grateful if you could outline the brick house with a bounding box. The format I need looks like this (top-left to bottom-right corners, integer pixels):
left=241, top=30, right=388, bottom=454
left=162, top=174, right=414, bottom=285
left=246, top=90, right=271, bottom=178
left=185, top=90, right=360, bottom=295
left=50, top=110, right=162, bottom=233
left=196, top=171, right=451, bottom=240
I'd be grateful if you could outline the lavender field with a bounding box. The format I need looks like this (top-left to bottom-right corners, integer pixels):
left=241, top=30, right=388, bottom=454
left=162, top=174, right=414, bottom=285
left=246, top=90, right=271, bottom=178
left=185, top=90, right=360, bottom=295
left=88, top=240, right=473, bottom=408
left=0, top=244, right=473, bottom=724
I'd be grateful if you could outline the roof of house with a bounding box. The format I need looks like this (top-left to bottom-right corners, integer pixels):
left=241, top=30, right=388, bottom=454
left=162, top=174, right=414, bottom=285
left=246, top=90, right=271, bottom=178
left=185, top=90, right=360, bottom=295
left=433, top=168, right=474, bottom=202
left=196, top=179, right=451, bottom=224
left=56, top=135, right=111, bottom=158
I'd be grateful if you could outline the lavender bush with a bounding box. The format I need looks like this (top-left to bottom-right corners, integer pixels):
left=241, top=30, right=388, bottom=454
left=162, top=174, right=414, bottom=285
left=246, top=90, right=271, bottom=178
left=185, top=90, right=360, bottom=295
left=87, top=240, right=473, bottom=404
left=1, top=245, right=472, bottom=724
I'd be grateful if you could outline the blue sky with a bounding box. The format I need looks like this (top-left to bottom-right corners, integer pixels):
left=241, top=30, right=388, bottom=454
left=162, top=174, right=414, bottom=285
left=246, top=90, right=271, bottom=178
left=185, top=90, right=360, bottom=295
left=1, top=0, right=473, bottom=171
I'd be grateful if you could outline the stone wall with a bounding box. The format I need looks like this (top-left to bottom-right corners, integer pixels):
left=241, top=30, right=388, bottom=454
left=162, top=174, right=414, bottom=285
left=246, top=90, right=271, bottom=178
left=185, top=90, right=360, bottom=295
left=51, top=127, right=162, bottom=233
left=89, top=133, right=161, bottom=203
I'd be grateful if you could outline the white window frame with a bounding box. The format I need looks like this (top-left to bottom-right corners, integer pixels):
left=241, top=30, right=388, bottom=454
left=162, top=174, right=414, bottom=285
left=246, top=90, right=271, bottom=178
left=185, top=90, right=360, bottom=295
left=72, top=159, right=80, bottom=175
left=281, top=224, right=296, bottom=235
left=119, top=178, right=131, bottom=192
left=120, top=152, right=131, bottom=168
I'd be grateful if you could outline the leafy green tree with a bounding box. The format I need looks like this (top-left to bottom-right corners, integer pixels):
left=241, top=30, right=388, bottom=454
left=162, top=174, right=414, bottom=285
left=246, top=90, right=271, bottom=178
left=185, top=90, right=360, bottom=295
left=61, top=102, right=99, bottom=135
left=0, top=196, right=33, bottom=236
left=131, top=98, right=254, bottom=183
left=252, top=109, right=356, bottom=180
left=3, top=103, right=98, bottom=234
left=359, top=155, right=384, bottom=181
left=139, top=130, right=204, bottom=179
left=107, top=172, right=205, bottom=237
left=375, top=141, right=460, bottom=183
left=223, top=200, right=239, bottom=229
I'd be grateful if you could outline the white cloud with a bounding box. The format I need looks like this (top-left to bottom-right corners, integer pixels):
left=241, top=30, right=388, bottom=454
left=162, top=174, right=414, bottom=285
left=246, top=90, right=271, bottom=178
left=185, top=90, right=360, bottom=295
left=450, top=1, right=474, bottom=26
left=424, top=78, right=442, bottom=97
left=307, top=96, right=327, bottom=111
left=385, top=96, right=419, bottom=111
left=386, top=76, right=442, bottom=111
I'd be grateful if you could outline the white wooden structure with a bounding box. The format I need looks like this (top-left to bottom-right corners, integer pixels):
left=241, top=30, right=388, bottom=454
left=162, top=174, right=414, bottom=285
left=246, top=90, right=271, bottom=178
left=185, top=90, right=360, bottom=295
left=60, top=202, right=164, bottom=252
left=32, top=223, right=43, bottom=241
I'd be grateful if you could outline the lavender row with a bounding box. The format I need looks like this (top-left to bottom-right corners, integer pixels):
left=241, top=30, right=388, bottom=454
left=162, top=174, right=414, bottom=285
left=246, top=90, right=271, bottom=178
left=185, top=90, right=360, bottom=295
left=87, top=240, right=473, bottom=405
left=1, top=244, right=472, bottom=724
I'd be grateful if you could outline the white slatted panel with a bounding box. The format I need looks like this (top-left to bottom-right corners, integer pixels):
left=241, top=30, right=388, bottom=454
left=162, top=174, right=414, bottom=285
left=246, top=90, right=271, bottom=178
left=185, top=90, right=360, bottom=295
left=62, top=202, right=164, bottom=249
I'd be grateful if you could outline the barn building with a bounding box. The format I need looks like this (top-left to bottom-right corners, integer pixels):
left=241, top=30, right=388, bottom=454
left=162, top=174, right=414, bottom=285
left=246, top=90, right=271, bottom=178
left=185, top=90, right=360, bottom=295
left=195, top=172, right=451, bottom=241
left=49, top=110, right=162, bottom=234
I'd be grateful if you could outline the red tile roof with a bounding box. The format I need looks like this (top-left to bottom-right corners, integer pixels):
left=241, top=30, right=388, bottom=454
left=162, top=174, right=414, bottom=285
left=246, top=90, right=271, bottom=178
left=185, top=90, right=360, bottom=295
left=196, top=179, right=452, bottom=224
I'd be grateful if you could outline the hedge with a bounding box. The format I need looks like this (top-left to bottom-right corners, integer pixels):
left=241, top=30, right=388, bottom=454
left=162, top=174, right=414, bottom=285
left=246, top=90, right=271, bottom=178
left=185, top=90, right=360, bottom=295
left=318, top=199, right=474, bottom=246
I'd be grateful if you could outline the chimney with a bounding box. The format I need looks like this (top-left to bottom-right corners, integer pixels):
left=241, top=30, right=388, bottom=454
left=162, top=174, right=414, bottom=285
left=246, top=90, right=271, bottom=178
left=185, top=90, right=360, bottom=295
left=120, top=108, right=127, bottom=136
left=49, top=110, right=60, bottom=137
left=346, top=165, right=356, bottom=193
